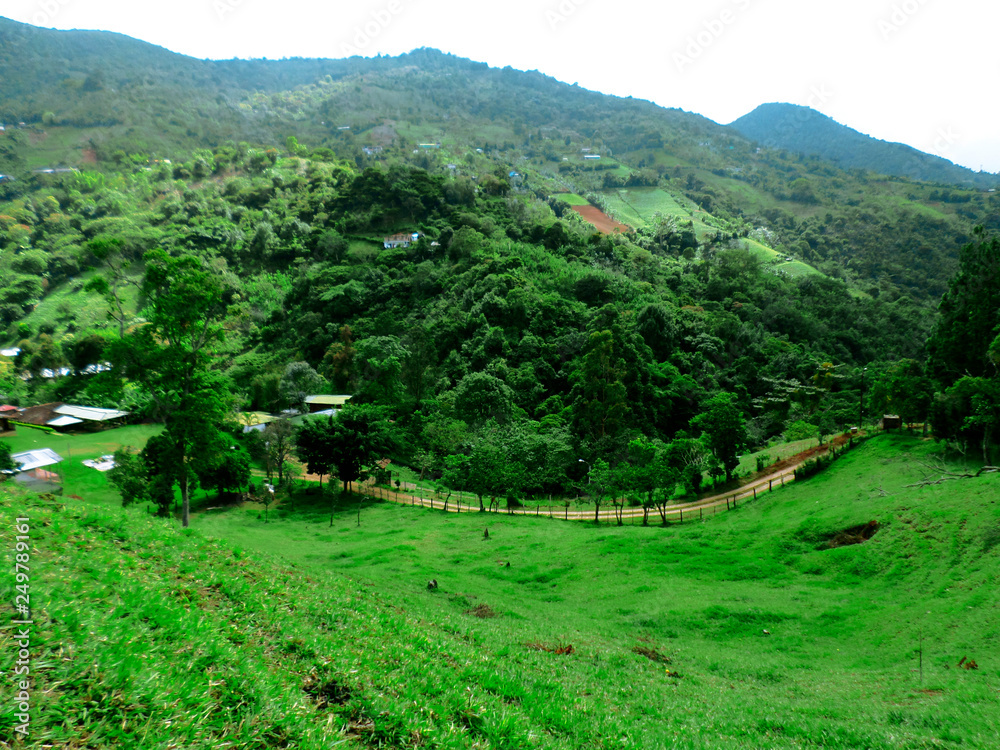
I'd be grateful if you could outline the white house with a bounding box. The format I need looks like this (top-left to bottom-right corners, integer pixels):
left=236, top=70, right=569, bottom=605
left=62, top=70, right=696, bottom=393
left=383, top=232, right=421, bottom=249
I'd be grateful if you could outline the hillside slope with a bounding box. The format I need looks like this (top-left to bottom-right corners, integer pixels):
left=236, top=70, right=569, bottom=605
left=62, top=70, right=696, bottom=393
left=2, top=435, right=999, bottom=748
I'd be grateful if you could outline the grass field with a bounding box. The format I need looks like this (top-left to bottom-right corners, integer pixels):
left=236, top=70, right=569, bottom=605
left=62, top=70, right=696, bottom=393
left=555, top=192, right=589, bottom=206
left=3, top=269, right=140, bottom=346
left=3, top=433, right=996, bottom=747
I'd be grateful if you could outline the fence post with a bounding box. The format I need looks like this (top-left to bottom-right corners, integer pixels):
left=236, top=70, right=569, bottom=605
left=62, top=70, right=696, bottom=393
left=752, top=487, right=756, bottom=501
left=769, top=479, right=773, bottom=492
left=699, top=507, right=703, bottom=521
left=680, top=509, right=683, bottom=524
left=727, top=498, right=730, bottom=511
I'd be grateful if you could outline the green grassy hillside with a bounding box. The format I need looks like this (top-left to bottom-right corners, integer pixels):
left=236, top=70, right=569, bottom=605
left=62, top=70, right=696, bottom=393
left=2, top=434, right=997, bottom=748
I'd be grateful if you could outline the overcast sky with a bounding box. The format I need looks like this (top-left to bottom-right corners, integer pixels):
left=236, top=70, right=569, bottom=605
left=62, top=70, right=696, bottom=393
left=5, top=0, right=999, bottom=172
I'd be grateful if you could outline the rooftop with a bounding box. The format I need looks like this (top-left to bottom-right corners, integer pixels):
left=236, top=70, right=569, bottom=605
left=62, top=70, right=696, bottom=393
left=9, top=448, right=64, bottom=473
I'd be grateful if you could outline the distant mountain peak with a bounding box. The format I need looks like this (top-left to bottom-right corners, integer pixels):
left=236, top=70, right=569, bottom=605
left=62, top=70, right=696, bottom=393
left=729, top=102, right=998, bottom=189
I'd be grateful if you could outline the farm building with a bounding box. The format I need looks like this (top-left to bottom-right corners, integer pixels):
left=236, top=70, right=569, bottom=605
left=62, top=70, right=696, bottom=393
left=240, top=412, right=278, bottom=434
left=5, top=448, right=64, bottom=494
left=383, top=232, right=420, bottom=249
left=15, top=403, right=129, bottom=431
left=305, top=395, right=352, bottom=414
left=881, top=414, right=902, bottom=430
left=0, top=404, right=17, bottom=432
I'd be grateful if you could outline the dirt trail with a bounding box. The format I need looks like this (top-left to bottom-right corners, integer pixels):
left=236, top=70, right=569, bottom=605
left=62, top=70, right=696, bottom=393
left=348, top=433, right=860, bottom=524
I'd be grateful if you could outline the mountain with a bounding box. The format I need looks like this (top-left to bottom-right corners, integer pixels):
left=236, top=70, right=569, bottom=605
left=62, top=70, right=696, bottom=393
left=1, top=17, right=999, bottom=316
left=729, top=103, right=999, bottom=189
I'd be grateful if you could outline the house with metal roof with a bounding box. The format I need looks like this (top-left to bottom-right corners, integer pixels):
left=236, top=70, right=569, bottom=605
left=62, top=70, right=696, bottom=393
left=305, top=395, right=352, bottom=413
left=6, top=449, right=64, bottom=494
left=15, top=403, right=129, bottom=431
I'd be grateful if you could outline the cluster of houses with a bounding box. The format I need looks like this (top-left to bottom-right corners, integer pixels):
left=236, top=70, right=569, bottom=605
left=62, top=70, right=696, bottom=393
left=0, top=394, right=357, bottom=492
left=6, top=402, right=130, bottom=431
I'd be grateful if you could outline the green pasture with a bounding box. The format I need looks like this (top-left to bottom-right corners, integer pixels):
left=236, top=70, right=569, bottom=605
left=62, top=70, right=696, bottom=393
left=192, top=434, right=999, bottom=748
left=555, top=192, right=589, bottom=206
left=4, top=429, right=999, bottom=747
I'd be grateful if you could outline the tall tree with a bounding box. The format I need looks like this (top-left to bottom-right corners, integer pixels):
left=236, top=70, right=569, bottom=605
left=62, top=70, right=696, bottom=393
left=690, top=392, right=747, bottom=483
left=117, top=249, right=234, bottom=527
left=296, top=415, right=337, bottom=495
left=280, top=361, right=323, bottom=414
left=263, top=419, right=295, bottom=485
left=928, top=227, right=1000, bottom=385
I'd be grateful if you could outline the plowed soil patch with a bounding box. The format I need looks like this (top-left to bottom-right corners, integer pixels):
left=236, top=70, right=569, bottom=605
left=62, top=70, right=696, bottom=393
left=572, top=205, right=630, bottom=234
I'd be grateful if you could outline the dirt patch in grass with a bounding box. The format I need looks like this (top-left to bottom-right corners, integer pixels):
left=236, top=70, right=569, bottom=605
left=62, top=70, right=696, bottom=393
left=304, top=676, right=352, bottom=708
left=571, top=205, right=631, bottom=234
left=464, top=603, right=499, bottom=619
left=824, top=520, right=879, bottom=549
left=632, top=645, right=671, bottom=664
left=526, top=642, right=574, bottom=655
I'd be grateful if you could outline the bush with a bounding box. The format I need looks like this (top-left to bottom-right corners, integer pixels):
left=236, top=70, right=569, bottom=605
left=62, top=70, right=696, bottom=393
left=785, top=420, right=818, bottom=442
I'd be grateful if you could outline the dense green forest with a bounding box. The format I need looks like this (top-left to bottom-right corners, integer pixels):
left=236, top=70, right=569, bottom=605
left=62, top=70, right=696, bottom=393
left=2, top=18, right=999, bottom=510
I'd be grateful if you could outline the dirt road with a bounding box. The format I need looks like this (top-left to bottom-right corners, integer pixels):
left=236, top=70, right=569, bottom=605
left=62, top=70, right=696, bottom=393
left=350, top=434, right=858, bottom=524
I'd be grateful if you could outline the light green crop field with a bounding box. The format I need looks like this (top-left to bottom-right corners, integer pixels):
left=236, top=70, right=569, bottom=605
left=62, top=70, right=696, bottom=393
left=555, top=192, right=590, bottom=206
left=3, top=433, right=998, bottom=748
left=774, top=259, right=825, bottom=278
left=598, top=187, right=720, bottom=241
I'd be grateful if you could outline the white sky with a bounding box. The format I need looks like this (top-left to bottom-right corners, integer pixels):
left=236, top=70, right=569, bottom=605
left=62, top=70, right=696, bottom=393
left=5, top=0, right=999, bottom=172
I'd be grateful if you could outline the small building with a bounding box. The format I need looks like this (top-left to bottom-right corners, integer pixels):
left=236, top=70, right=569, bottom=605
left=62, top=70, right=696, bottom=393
left=305, top=395, right=352, bottom=414
left=15, top=403, right=129, bottom=431
left=240, top=412, right=278, bottom=434
left=383, top=232, right=420, bottom=249
left=881, top=414, right=902, bottom=431
left=52, top=404, right=129, bottom=429
left=583, top=154, right=601, bottom=160
left=6, top=448, right=64, bottom=494
left=0, top=404, right=18, bottom=432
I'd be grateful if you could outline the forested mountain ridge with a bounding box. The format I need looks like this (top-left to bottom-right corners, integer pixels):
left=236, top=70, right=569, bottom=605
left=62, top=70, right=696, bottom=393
left=2, top=17, right=1000, bottom=484
left=730, top=103, right=1000, bottom=190
left=1, top=17, right=997, bottom=306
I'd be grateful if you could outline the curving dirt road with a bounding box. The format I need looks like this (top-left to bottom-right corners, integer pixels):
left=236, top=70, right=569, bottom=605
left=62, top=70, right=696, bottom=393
left=350, top=433, right=859, bottom=524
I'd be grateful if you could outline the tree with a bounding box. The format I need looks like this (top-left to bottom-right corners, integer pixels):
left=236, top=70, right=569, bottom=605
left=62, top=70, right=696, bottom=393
left=928, top=228, right=1000, bottom=385
left=571, top=330, right=630, bottom=451
left=280, top=361, right=323, bottom=414
left=320, top=325, right=357, bottom=392
left=587, top=459, right=614, bottom=524
left=690, top=392, right=747, bottom=483
left=84, top=238, right=140, bottom=337
left=115, top=250, right=234, bottom=527
left=296, top=415, right=337, bottom=495
left=263, top=419, right=295, bottom=485
left=106, top=447, right=148, bottom=507
left=454, top=372, right=517, bottom=426
left=868, top=359, right=933, bottom=432
left=0, top=441, right=15, bottom=475
left=323, top=404, right=393, bottom=493
left=198, top=441, right=251, bottom=500
left=354, top=337, right=407, bottom=404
